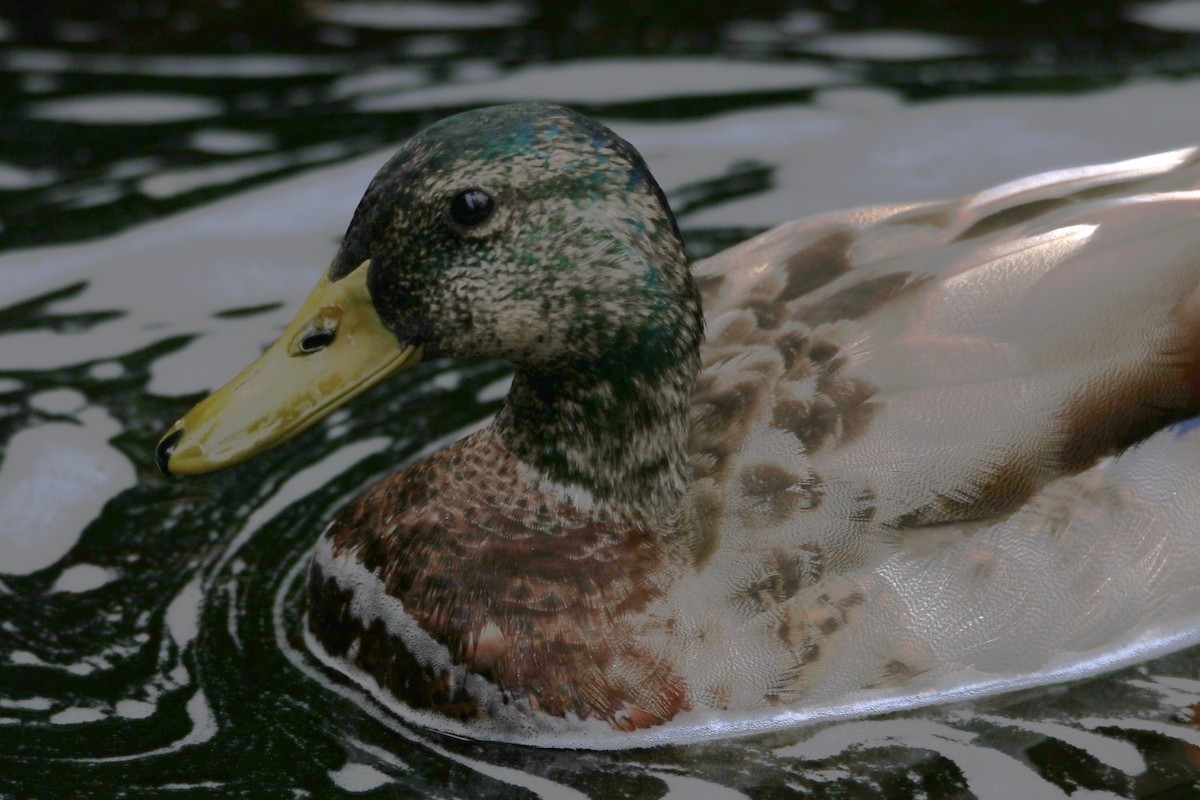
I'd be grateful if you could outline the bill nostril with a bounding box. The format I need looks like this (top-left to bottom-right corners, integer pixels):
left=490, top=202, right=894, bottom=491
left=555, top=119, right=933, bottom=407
left=156, top=429, right=183, bottom=477
left=300, top=328, right=335, bottom=353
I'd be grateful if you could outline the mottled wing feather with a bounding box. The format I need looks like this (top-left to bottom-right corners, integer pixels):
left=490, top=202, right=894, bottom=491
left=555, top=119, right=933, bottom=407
left=679, top=147, right=1200, bottom=701
left=690, top=146, right=1200, bottom=534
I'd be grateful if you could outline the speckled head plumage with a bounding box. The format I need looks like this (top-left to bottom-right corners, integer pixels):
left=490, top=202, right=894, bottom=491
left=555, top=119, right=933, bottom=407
left=321, top=104, right=705, bottom=516
left=328, top=103, right=697, bottom=370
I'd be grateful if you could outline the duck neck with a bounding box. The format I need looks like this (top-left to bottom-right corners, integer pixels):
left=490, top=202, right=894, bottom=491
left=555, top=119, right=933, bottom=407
left=492, top=331, right=701, bottom=524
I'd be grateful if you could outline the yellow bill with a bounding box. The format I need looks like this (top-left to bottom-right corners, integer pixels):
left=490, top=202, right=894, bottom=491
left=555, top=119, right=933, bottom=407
left=157, top=259, right=421, bottom=476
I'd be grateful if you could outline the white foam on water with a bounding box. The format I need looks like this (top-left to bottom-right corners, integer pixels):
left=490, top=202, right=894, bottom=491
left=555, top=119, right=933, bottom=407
left=1127, top=0, right=1200, bottom=31
left=346, top=739, right=412, bottom=772
left=59, top=184, right=121, bottom=210
left=1126, top=672, right=1200, bottom=706
left=106, top=157, right=162, bottom=180
left=165, top=578, right=204, bottom=647
left=726, top=16, right=822, bottom=46
left=777, top=719, right=1074, bottom=800
left=2, top=49, right=347, bottom=77
left=28, top=388, right=85, bottom=414
left=430, top=371, right=461, bottom=391
left=188, top=129, right=276, bottom=155
left=114, top=699, right=156, bottom=719
left=0, top=161, right=54, bottom=190
left=0, top=697, right=52, bottom=711
left=140, top=155, right=289, bottom=199
left=27, top=93, right=222, bottom=124
left=327, top=67, right=427, bottom=100
left=0, top=406, right=134, bottom=575
left=50, top=563, right=119, bottom=593
left=315, top=1, right=530, bottom=30
left=973, top=714, right=1146, bottom=776
left=446, top=756, right=590, bottom=800
left=49, top=706, right=107, bottom=725
left=10, top=649, right=105, bottom=676
left=72, top=690, right=216, bottom=763
left=476, top=374, right=513, bottom=403
left=652, top=772, right=751, bottom=800
left=182, top=693, right=215, bottom=741
left=86, top=361, right=125, bottom=380
left=803, top=31, right=973, bottom=60
left=140, top=142, right=349, bottom=199
left=223, top=578, right=242, bottom=651
left=328, top=762, right=394, bottom=792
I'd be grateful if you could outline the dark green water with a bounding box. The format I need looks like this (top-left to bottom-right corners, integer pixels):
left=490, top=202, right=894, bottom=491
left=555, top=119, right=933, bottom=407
left=3, top=2, right=1200, bottom=797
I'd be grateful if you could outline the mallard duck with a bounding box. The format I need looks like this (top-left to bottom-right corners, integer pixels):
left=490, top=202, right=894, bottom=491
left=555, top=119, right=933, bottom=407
left=157, top=103, right=1200, bottom=747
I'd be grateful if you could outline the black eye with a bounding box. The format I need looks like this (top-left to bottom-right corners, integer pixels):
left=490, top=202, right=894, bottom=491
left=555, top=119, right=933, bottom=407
left=300, top=328, right=335, bottom=353
left=448, top=189, right=495, bottom=227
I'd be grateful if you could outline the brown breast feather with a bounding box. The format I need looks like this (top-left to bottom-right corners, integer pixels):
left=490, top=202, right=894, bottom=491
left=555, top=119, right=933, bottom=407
left=315, top=430, right=692, bottom=730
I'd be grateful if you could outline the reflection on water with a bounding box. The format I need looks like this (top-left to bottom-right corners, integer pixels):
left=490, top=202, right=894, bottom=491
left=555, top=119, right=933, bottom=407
left=3, top=1, right=1200, bottom=797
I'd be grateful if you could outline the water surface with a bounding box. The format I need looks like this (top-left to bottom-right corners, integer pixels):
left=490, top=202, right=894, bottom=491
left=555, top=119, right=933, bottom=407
left=3, top=2, right=1200, bottom=797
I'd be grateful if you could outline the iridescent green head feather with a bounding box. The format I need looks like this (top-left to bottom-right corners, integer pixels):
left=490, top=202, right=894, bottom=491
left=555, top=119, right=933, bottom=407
left=331, top=103, right=696, bottom=372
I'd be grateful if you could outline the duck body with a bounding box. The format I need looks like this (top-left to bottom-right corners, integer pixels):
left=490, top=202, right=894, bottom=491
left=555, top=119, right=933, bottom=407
left=160, top=104, right=1200, bottom=747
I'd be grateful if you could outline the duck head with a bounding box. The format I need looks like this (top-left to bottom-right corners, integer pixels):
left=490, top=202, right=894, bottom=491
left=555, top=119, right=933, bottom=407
left=157, top=103, right=700, bottom=490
